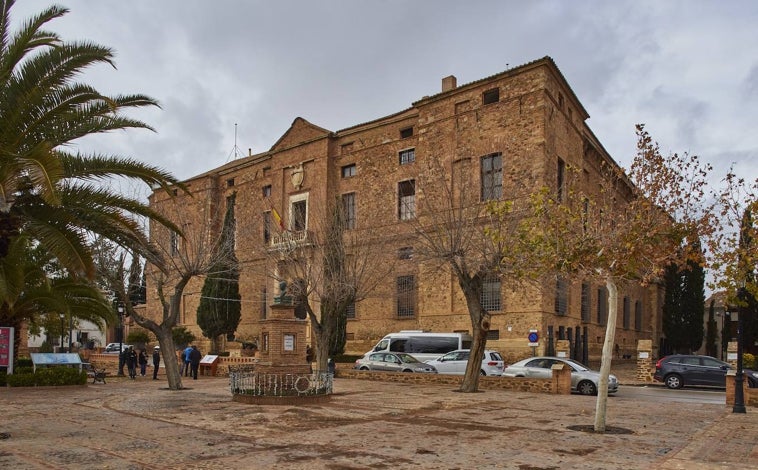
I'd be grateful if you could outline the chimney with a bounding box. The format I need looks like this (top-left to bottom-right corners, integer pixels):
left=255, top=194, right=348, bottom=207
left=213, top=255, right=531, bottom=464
left=442, top=75, right=457, bottom=92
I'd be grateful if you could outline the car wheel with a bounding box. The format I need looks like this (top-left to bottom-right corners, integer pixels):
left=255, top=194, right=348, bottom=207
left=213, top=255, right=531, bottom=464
left=665, top=374, right=683, bottom=389
left=359, top=366, right=369, bottom=371
left=402, top=369, right=413, bottom=373
left=577, top=380, right=597, bottom=396
left=480, top=370, right=487, bottom=376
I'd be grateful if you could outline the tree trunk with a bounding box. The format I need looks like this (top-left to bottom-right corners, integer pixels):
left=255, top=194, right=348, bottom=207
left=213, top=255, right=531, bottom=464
left=459, top=279, right=489, bottom=393
left=594, top=278, right=618, bottom=432
left=153, top=327, right=183, bottom=390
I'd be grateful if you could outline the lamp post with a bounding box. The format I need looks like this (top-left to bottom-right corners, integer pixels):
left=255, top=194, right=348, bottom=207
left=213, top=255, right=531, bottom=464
left=733, top=286, right=746, bottom=414
left=117, top=303, right=125, bottom=376
left=68, top=314, right=73, bottom=352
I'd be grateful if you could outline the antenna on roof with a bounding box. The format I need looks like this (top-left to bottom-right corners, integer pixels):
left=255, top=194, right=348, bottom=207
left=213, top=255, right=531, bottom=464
left=226, top=123, right=245, bottom=162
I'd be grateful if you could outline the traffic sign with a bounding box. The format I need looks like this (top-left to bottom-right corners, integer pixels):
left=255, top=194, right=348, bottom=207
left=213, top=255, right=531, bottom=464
left=527, top=331, right=539, bottom=343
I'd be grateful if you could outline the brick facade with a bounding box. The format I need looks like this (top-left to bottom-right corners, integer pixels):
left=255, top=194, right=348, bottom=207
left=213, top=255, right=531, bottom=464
left=147, top=57, right=662, bottom=363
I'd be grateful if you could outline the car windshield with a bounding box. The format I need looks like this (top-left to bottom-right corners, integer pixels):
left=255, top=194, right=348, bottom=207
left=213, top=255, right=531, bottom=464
left=396, top=353, right=420, bottom=363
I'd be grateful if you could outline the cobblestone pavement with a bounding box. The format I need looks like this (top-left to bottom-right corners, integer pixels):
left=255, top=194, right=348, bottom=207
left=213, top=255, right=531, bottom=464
left=0, top=371, right=756, bottom=469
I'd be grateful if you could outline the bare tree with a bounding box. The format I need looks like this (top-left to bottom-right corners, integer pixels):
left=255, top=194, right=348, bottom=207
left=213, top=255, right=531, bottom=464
left=268, top=196, right=391, bottom=372
left=410, top=151, right=536, bottom=392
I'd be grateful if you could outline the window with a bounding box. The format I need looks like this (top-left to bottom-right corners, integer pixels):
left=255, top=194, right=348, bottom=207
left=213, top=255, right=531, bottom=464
left=635, top=300, right=642, bottom=331
left=557, top=157, right=566, bottom=202
left=342, top=192, right=356, bottom=229
left=226, top=178, right=235, bottom=187
left=341, top=164, right=356, bottom=178
left=398, top=180, right=416, bottom=220
left=483, top=88, right=500, bottom=105
left=623, top=296, right=631, bottom=329
left=481, top=153, right=502, bottom=201
left=486, top=330, right=500, bottom=340
left=581, top=282, right=591, bottom=322
left=290, top=195, right=308, bottom=231
left=480, top=276, right=501, bottom=312
left=398, top=247, right=413, bottom=260
left=396, top=275, right=416, bottom=318
left=263, top=211, right=272, bottom=243
left=399, top=148, right=415, bottom=165
left=261, top=287, right=267, bottom=319
left=262, top=185, right=271, bottom=198
left=555, top=277, right=568, bottom=316
left=346, top=302, right=356, bottom=319
left=597, top=287, right=607, bottom=325
left=170, top=231, right=179, bottom=256
left=400, top=127, right=413, bottom=139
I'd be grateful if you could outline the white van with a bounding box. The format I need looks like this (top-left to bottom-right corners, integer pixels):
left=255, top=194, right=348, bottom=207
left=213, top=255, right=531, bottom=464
left=364, top=330, right=473, bottom=362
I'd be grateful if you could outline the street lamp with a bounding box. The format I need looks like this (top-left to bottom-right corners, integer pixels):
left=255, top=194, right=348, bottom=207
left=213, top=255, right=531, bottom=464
left=733, top=286, right=746, bottom=414
left=117, top=304, right=125, bottom=376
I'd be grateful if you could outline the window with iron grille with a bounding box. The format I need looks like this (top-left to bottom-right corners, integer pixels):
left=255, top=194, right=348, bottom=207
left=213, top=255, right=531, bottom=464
left=396, top=275, right=416, bottom=318
left=399, top=148, right=415, bottom=165
left=342, top=192, right=356, bottom=229
left=635, top=300, right=642, bottom=331
left=597, top=287, right=607, bottom=325
left=398, top=247, right=413, bottom=260
left=262, top=185, right=271, bottom=198
left=341, top=164, right=356, bottom=178
left=170, top=231, right=179, bottom=256
left=398, top=180, right=416, bottom=220
left=346, top=302, right=356, bottom=319
left=486, top=329, right=500, bottom=340
left=480, top=276, right=501, bottom=312
left=400, top=127, right=413, bottom=139
left=581, top=282, right=591, bottom=322
left=481, top=153, right=502, bottom=201
left=623, top=296, right=631, bottom=329
left=291, top=199, right=307, bottom=231
left=557, top=157, right=566, bottom=202
left=483, top=88, right=499, bottom=105
left=555, top=277, right=568, bottom=316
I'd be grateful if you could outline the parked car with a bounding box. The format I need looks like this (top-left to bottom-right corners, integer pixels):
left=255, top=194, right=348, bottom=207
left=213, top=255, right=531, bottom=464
left=424, top=349, right=505, bottom=376
left=103, top=343, right=131, bottom=353
left=502, top=356, right=618, bottom=395
left=354, top=352, right=438, bottom=373
left=654, top=354, right=757, bottom=389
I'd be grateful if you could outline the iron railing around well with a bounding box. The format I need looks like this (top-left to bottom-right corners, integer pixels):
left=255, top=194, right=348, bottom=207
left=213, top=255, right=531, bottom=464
left=229, top=365, right=333, bottom=397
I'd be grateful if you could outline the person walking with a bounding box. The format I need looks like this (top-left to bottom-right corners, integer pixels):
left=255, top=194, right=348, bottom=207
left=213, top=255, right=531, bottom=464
left=181, top=345, right=192, bottom=377
left=125, top=346, right=138, bottom=379
left=189, top=345, right=202, bottom=380
left=152, top=346, right=161, bottom=380
left=138, top=349, right=148, bottom=377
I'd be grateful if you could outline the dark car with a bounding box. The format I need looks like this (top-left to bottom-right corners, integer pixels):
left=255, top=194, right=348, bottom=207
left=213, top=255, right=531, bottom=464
left=654, top=354, right=757, bottom=389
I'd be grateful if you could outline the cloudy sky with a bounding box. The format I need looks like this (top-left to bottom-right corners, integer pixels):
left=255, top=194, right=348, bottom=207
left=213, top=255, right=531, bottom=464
left=10, top=0, right=758, bottom=188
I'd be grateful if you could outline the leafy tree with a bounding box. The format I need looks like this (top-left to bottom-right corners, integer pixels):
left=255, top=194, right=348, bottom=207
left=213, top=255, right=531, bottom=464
left=172, top=326, right=196, bottom=349
left=505, top=125, right=716, bottom=431
left=196, top=194, right=241, bottom=353
left=0, top=0, right=183, bottom=348
left=662, top=242, right=705, bottom=353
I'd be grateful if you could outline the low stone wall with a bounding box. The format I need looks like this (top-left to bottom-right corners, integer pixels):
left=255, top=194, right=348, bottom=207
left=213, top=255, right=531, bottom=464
left=86, top=353, right=258, bottom=376
left=726, top=373, right=758, bottom=407
left=336, top=365, right=570, bottom=395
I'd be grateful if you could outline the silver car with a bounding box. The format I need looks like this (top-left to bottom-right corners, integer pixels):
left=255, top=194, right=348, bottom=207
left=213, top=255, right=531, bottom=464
left=354, top=352, right=438, bottom=373
left=502, top=356, right=618, bottom=395
left=424, top=349, right=505, bottom=376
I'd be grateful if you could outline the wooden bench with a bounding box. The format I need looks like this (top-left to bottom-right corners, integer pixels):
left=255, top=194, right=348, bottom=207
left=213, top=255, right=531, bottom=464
left=92, top=369, right=108, bottom=384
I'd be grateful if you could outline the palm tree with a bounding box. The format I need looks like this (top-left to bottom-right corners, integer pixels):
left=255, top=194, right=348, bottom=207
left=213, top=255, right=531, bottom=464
left=0, top=0, right=183, bottom=279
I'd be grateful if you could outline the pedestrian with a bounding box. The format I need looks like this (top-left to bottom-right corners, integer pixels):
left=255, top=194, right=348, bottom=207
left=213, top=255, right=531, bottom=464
left=125, top=346, right=137, bottom=379
left=138, top=349, right=148, bottom=376
left=152, top=346, right=161, bottom=380
left=182, top=345, right=193, bottom=377
left=189, top=345, right=202, bottom=380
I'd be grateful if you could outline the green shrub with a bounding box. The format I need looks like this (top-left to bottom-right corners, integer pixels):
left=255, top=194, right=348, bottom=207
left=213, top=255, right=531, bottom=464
left=6, top=367, right=87, bottom=387
left=0, top=370, right=6, bottom=387
left=17, top=358, right=33, bottom=368
left=744, top=353, right=756, bottom=370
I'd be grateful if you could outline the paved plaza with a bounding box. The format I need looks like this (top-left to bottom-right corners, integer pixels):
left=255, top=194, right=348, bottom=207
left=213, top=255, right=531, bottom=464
left=0, top=373, right=756, bottom=469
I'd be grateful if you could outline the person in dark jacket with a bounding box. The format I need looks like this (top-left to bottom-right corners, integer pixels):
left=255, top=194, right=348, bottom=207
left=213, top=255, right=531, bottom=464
left=189, top=345, right=202, bottom=380
left=152, top=347, right=161, bottom=380
left=138, top=349, right=148, bottom=376
left=125, top=346, right=138, bottom=379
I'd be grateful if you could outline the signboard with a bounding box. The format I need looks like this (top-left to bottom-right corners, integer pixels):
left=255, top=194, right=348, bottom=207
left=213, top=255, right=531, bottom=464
left=0, top=326, right=14, bottom=374
left=30, top=353, right=83, bottom=372
left=727, top=353, right=738, bottom=361
left=557, top=351, right=567, bottom=358
left=200, top=355, right=219, bottom=365
left=638, top=352, right=649, bottom=359
left=527, top=330, right=539, bottom=347
left=283, top=334, right=295, bottom=351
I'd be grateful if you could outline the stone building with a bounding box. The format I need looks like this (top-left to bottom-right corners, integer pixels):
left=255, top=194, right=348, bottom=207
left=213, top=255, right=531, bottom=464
left=146, top=56, right=663, bottom=362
